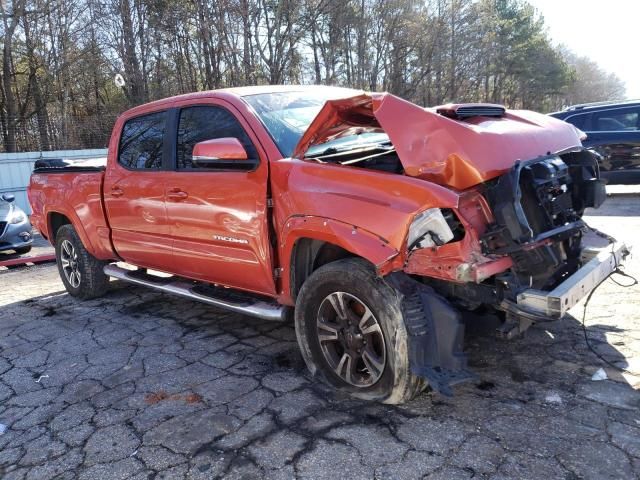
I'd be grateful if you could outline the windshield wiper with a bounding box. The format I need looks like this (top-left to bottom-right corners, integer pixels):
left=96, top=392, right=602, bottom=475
left=307, top=142, right=393, bottom=160
left=340, top=147, right=396, bottom=165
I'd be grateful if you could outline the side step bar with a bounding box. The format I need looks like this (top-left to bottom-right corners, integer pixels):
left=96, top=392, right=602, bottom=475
left=103, top=264, right=285, bottom=321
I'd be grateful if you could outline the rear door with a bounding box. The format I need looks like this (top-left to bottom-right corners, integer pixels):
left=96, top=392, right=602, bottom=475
left=103, top=110, right=174, bottom=271
left=568, top=106, right=640, bottom=182
left=163, top=101, right=276, bottom=296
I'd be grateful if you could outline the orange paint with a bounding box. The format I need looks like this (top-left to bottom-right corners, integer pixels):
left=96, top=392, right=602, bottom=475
left=29, top=86, right=583, bottom=303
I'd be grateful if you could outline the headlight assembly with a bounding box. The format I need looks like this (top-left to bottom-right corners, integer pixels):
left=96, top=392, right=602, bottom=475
left=9, top=210, right=26, bottom=224
left=407, top=208, right=455, bottom=250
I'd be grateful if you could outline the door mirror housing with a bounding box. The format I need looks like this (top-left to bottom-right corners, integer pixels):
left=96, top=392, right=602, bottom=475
left=191, top=138, right=257, bottom=170
left=2, top=193, right=15, bottom=202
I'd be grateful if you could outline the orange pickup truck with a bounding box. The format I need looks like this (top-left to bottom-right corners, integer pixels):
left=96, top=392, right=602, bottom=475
left=28, top=85, right=628, bottom=402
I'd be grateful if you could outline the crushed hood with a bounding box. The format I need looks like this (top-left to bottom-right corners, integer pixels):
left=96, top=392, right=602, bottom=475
left=292, top=93, right=583, bottom=190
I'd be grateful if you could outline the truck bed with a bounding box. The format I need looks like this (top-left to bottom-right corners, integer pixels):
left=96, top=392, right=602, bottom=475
left=28, top=159, right=115, bottom=260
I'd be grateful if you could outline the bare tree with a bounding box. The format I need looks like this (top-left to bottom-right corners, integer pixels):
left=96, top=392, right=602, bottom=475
left=1, top=0, right=25, bottom=152
left=0, top=0, right=627, bottom=152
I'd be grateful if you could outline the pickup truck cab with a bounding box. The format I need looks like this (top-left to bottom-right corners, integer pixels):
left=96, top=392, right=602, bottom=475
left=29, top=85, right=628, bottom=402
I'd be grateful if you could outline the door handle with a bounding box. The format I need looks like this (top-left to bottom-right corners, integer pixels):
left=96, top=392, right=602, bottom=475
left=167, top=188, right=188, bottom=201
left=110, top=186, right=124, bottom=197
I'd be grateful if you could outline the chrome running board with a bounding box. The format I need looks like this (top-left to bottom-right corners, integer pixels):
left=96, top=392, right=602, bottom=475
left=103, top=264, right=285, bottom=321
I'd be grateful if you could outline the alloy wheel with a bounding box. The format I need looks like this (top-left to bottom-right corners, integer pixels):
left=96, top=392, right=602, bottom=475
left=60, top=239, right=81, bottom=288
left=316, top=291, right=386, bottom=387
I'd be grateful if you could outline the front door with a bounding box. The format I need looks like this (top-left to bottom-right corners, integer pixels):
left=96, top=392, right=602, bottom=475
left=103, top=110, right=173, bottom=271
left=163, top=102, right=276, bottom=296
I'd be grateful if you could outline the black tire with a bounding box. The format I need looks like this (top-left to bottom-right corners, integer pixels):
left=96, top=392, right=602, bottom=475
left=14, top=245, right=32, bottom=255
left=55, top=224, right=109, bottom=299
left=295, top=258, right=425, bottom=404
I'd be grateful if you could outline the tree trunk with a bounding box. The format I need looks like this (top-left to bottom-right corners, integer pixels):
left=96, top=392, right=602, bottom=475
left=24, top=12, right=50, bottom=150
left=120, top=0, right=146, bottom=105
left=1, top=1, right=23, bottom=152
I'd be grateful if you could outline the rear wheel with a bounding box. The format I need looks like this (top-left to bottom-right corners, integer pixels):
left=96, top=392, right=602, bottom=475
left=55, top=224, right=109, bottom=299
left=295, top=258, right=424, bottom=404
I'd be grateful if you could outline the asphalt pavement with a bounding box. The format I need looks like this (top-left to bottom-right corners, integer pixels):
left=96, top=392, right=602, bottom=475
left=0, top=193, right=638, bottom=479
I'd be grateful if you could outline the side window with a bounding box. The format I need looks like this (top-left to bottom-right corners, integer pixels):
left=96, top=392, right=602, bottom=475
left=118, top=111, right=166, bottom=170
left=564, top=113, right=589, bottom=130
left=590, top=108, right=640, bottom=132
left=176, top=106, right=257, bottom=169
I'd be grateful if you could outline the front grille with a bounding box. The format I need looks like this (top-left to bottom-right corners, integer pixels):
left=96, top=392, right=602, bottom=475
left=517, top=157, right=575, bottom=236
left=481, top=156, right=585, bottom=289
left=482, top=156, right=582, bottom=251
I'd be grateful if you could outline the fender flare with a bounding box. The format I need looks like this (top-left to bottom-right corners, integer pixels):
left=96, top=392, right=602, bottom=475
left=277, top=215, right=400, bottom=305
left=46, top=207, right=98, bottom=256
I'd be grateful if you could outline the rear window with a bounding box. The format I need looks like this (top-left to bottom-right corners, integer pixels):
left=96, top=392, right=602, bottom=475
left=118, top=111, right=166, bottom=169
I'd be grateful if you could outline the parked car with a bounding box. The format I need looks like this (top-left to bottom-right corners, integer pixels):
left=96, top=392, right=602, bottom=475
left=549, top=100, right=640, bottom=184
left=0, top=193, right=32, bottom=255
left=28, top=86, right=627, bottom=403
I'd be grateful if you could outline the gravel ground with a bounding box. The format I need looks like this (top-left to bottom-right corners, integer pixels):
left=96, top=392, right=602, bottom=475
left=0, top=196, right=638, bottom=480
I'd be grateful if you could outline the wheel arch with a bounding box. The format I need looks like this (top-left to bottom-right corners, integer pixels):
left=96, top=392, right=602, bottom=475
left=48, top=211, right=72, bottom=241
left=46, top=209, right=97, bottom=256
left=290, top=238, right=356, bottom=301
left=279, top=216, right=400, bottom=305
left=45, top=207, right=114, bottom=260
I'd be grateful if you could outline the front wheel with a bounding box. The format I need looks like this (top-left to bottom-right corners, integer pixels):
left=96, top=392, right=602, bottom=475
left=295, top=258, right=424, bottom=404
left=55, top=224, right=109, bottom=300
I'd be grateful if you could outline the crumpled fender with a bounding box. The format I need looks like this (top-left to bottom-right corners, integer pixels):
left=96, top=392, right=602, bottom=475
left=277, top=215, right=400, bottom=305
left=270, top=157, right=459, bottom=252
left=270, top=157, right=462, bottom=305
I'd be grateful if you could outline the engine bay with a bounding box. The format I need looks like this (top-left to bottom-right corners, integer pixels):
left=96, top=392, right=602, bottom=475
left=306, top=142, right=404, bottom=174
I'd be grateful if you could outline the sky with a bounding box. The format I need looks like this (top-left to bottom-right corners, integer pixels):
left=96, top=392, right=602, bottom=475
left=526, top=0, right=639, bottom=98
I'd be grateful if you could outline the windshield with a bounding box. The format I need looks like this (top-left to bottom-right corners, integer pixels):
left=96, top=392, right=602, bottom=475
left=243, top=90, right=389, bottom=158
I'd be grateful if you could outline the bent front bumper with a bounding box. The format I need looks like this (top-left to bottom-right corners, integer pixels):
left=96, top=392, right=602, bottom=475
left=516, top=239, right=630, bottom=318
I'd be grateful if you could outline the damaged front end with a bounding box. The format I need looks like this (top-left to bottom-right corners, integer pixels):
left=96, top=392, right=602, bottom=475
left=400, top=148, right=629, bottom=394
left=478, top=149, right=629, bottom=320
left=292, top=92, right=628, bottom=396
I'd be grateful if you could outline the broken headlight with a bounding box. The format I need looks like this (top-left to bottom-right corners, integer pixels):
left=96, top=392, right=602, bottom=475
left=407, top=208, right=455, bottom=250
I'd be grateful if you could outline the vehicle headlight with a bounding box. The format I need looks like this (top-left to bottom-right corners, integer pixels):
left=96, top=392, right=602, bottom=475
left=407, top=208, right=455, bottom=250
left=9, top=210, right=26, bottom=224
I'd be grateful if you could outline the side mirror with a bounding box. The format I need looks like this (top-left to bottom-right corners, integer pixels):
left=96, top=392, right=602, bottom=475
left=2, top=193, right=15, bottom=202
left=192, top=138, right=257, bottom=170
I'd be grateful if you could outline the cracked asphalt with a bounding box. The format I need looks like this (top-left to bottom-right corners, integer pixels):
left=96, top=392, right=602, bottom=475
left=1, top=196, right=639, bottom=480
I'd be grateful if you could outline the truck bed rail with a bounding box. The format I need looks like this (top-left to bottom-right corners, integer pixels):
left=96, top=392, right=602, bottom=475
left=33, top=157, right=107, bottom=173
